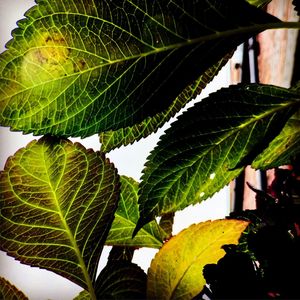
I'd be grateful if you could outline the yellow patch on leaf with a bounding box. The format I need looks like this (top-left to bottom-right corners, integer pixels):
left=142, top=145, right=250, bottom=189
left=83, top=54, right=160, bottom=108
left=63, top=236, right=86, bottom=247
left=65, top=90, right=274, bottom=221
left=21, top=31, right=73, bottom=86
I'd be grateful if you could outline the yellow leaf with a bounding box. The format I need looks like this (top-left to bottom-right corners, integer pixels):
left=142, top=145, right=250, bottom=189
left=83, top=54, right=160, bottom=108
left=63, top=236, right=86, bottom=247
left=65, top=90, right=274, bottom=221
left=147, top=219, right=249, bottom=300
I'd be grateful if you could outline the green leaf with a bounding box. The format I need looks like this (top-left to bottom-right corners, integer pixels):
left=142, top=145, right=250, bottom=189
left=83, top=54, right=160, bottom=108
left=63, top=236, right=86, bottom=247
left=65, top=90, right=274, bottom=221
left=73, top=290, right=91, bottom=300
left=0, top=277, right=29, bottom=300
left=106, top=176, right=166, bottom=248
left=95, top=261, right=147, bottom=299
left=0, top=0, right=280, bottom=137
left=135, top=84, right=300, bottom=232
left=0, top=137, right=120, bottom=296
left=246, top=0, right=272, bottom=8
left=99, top=55, right=231, bottom=152
left=147, top=219, right=249, bottom=300
left=252, top=110, right=300, bottom=169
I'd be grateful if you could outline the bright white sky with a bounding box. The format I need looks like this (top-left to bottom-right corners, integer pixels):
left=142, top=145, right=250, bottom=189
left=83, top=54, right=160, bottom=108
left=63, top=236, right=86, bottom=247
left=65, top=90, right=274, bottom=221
left=0, top=1, right=232, bottom=299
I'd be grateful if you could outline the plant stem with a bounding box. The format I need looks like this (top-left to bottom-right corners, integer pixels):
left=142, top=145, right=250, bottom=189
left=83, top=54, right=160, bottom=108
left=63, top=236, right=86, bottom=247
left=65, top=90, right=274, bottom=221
left=180, top=22, right=300, bottom=48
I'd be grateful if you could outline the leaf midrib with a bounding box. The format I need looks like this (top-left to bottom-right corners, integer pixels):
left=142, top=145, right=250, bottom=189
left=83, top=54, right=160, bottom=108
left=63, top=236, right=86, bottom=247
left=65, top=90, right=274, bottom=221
left=42, top=147, right=95, bottom=297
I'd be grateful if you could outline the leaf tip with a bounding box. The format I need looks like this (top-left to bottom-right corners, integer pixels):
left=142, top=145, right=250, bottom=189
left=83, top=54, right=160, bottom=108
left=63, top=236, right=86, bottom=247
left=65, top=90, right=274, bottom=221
left=132, top=214, right=154, bottom=238
left=132, top=220, right=143, bottom=239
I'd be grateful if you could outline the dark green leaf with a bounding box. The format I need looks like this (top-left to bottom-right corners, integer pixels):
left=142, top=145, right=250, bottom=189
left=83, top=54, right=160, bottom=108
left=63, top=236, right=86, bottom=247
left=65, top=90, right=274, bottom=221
left=108, top=246, right=135, bottom=262
left=0, top=277, right=28, bottom=300
left=0, top=137, right=120, bottom=294
left=252, top=110, right=300, bottom=169
left=291, top=81, right=300, bottom=91
left=0, top=0, right=279, bottom=137
left=95, top=261, right=147, bottom=299
left=106, top=176, right=166, bottom=248
left=159, top=212, right=175, bottom=239
left=99, top=55, right=231, bottom=152
left=135, top=84, right=300, bottom=232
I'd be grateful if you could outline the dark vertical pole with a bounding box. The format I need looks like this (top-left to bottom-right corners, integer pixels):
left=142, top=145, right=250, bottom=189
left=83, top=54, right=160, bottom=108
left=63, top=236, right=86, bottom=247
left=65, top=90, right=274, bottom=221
left=233, top=40, right=250, bottom=212
left=233, top=37, right=267, bottom=213
left=250, top=37, right=268, bottom=192
left=253, top=38, right=268, bottom=191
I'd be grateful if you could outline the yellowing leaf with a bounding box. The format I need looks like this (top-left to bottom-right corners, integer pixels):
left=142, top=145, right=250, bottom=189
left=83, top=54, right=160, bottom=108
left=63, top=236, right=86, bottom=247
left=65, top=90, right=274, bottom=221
left=147, top=219, right=249, bottom=300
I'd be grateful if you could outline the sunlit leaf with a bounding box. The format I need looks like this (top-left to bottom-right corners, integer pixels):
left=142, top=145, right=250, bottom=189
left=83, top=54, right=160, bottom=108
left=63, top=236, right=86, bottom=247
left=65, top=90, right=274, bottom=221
left=0, top=277, right=28, bottom=300
left=0, top=0, right=280, bottom=137
left=0, top=137, right=120, bottom=293
left=252, top=110, right=300, bottom=169
left=246, top=0, right=272, bottom=8
left=147, top=219, right=249, bottom=300
left=99, top=55, right=231, bottom=152
left=135, top=84, right=300, bottom=232
left=106, top=176, right=166, bottom=248
left=73, top=290, right=90, bottom=300
left=95, top=261, right=147, bottom=299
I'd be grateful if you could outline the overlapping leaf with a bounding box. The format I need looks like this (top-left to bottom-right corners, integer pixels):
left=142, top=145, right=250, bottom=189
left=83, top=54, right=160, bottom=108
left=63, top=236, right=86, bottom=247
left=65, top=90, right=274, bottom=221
left=0, top=137, right=120, bottom=292
left=0, top=0, right=280, bottom=137
left=0, top=277, right=28, bottom=300
left=147, top=219, right=249, bottom=300
left=252, top=110, right=300, bottom=169
left=106, top=176, right=166, bottom=248
left=99, top=55, right=231, bottom=152
left=95, top=261, right=147, bottom=299
left=135, top=84, right=300, bottom=232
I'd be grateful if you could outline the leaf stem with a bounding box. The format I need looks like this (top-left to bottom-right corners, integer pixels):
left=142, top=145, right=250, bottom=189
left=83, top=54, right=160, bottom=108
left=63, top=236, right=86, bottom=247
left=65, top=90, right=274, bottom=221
left=163, top=22, right=300, bottom=52
left=119, top=21, right=300, bottom=63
